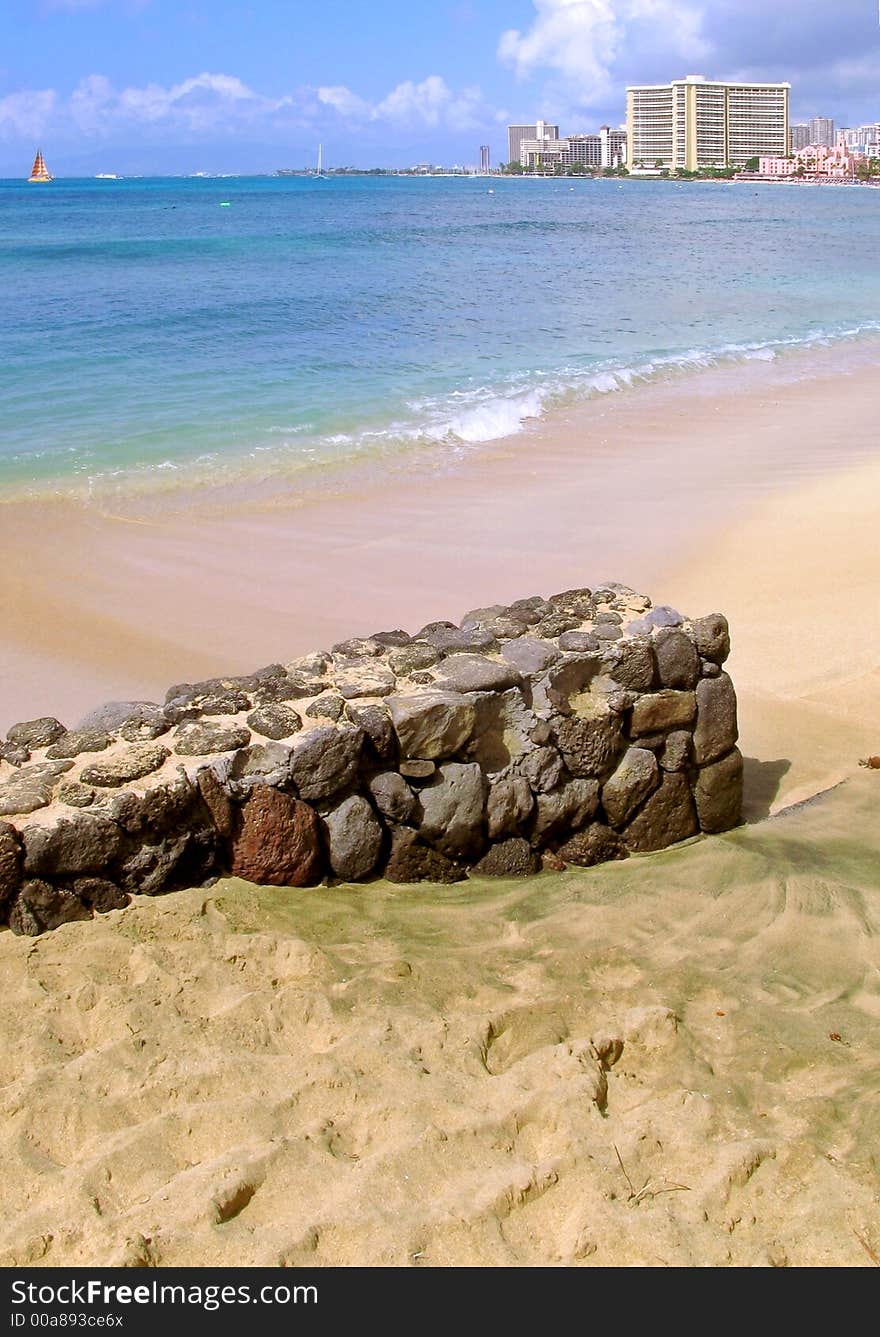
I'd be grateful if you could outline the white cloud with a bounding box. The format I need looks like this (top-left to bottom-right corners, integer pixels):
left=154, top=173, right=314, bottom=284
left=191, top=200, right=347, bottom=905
left=0, top=88, right=57, bottom=139
left=499, top=0, right=708, bottom=105
left=319, top=75, right=491, bottom=131
left=317, top=85, right=372, bottom=119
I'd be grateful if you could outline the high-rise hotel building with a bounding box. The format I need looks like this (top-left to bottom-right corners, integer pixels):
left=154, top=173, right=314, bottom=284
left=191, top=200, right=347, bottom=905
left=626, top=75, right=789, bottom=170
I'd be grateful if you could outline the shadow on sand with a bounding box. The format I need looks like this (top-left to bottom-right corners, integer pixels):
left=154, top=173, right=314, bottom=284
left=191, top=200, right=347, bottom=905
left=742, top=756, right=792, bottom=822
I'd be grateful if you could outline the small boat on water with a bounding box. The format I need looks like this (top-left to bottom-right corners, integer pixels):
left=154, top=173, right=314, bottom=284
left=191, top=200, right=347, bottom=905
left=28, top=149, right=53, bottom=183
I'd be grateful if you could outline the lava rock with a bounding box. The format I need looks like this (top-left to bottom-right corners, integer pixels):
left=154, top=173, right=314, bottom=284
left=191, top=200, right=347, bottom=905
left=0, top=741, right=30, bottom=767
left=383, top=827, right=465, bottom=884
left=472, top=837, right=540, bottom=877
left=557, top=630, right=600, bottom=653
left=73, top=877, right=129, bottom=914
left=660, top=730, right=692, bottom=772
left=557, top=823, right=628, bottom=868
left=227, top=742, right=294, bottom=793
left=500, top=638, right=560, bottom=675
left=197, top=769, right=235, bottom=839
left=552, top=700, right=625, bottom=781
left=78, top=701, right=168, bottom=741
left=345, top=703, right=396, bottom=763
left=399, top=759, right=436, bottom=780
left=305, top=694, right=346, bottom=723
left=520, top=745, right=566, bottom=794
left=9, top=880, right=92, bottom=936
left=433, top=654, right=522, bottom=695
left=600, top=640, right=655, bottom=692
left=119, top=831, right=216, bottom=896
left=0, top=821, right=22, bottom=909
left=388, top=642, right=441, bottom=676
left=22, top=814, right=128, bottom=877
left=230, top=787, right=324, bottom=886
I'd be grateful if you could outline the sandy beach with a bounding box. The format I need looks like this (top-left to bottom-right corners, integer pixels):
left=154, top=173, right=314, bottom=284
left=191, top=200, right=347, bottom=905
left=0, top=349, right=878, bottom=1266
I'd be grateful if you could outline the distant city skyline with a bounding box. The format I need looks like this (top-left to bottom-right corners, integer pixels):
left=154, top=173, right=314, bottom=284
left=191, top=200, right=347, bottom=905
left=1, top=1, right=879, bottom=175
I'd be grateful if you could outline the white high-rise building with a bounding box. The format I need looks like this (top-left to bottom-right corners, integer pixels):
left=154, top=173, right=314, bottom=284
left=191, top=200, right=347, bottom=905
left=626, top=75, right=790, bottom=170
left=507, top=121, right=559, bottom=166
left=808, top=116, right=835, bottom=146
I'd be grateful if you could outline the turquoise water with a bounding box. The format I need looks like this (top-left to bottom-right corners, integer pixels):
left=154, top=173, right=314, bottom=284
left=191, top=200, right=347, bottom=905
left=2, top=174, right=880, bottom=498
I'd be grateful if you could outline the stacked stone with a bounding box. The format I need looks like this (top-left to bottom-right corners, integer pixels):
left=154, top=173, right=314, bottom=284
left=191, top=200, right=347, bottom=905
left=0, top=586, right=742, bottom=935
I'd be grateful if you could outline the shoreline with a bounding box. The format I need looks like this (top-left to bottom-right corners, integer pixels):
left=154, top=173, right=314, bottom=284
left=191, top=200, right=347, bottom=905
left=2, top=344, right=880, bottom=817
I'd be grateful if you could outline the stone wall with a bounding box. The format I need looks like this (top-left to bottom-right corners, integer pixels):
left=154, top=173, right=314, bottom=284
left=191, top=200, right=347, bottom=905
left=0, top=585, right=742, bottom=935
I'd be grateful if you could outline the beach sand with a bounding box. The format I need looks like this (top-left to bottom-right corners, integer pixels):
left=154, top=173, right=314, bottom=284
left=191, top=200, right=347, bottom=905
left=1, top=355, right=879, bottom=1266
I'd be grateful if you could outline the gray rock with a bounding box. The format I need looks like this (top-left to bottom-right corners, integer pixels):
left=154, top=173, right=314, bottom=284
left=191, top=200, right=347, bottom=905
left=548, top=588, right=594, bottom=618
left=388, top=642, right=441, bottom=676
left=531, top=778, right=600, bottom=845
left=509, top=596, right=552, bottom=620
left=399, top=759, right=436, bottom=780
left=595, top=610, right=623, bottom=626
left=599, top=640, right=655, bottom=692
left=417, top=762, right=487, bottom=860
left=0, top=776, right=53, bottom=817
left=625, top=605, right=683, bottom=634
left=289, top=725, right=364, bottom=801
left=0, top=741, right=30, bottom=767
left=690, top=613, right=730, bottom=665
left=345, top=703, right=395, bottom=762
left=370, top=629, right=412, bottom=648
left=305, top=693, right=346, bottom=723
left=76, top=701, right=167, bottom=738
left=383, top=827, right=465, bottom=884
left=460, top=604, right=507, bottom=629
left=332, top=636, right=385, bottom=658
left=6, top=718, right=66, bottom=749
left=472, top=838, right=540, bottom=878
left=388, top=691, right=478, bottom=760
left=166, top=690, right=250, bottom=723
left=72, top=876, right=128, bottom=914
left=653, top=628, right=700, bottom=690
left=0, top=821, right=22, bottom=909
left=660, top=730, right=692, bottom=772
left=335, top=661, right=397, bottom=699
left=174, top=722, right=252, bottom=756
left=110, top=776, right=199, bottom=839
left=483, top=617, right=528, bottom=640
left=118, top=831, right=216, bottom=897
left=79, top=744, right=170, bottom=789
left=694, top=747, right=743, bottom=833
left=434, top=654, right=522, bottom=695
left=46, top=730, right=112, bottom=760
left=701, top=660, right=721, bottom=678
left=22, top=814, right=128, bottom=877
left=368, top=771, right=417, bottom=824
left=552, top=700, right=625, bottom=781
left=286, top=651, right=331, bottom=677
left=520, top=745, right=566, bottom=794
left=622, top=773, right=698, bottom=853
left=593, top=623, right=622, bottom=641
left=601, top=747, right=660, bottom=827
left=629, top=690, right=697, bottom=736
left=536, top=613, right=580, bottom=638
left=8, top=880, right=92, bottom=936
left=693, top=673, right=738, bottom=765
left=227, top=742, right=294, bottom=792
left=500, top=637, right=560, bottom=675
left=321, top=795, right=384, bottom=881
left=468, top=688, right=541, bottom=775
left=421, top=625, right=497, bottom=654
left=533, top=654, right=601, bottom=717
left=246, top=704, right=302, bottom=740
left=486, top=774, right=534, bottom=839
left=253, top=674, right=325, bottom=705
left=557, top=630, right=600, bottom=653
left=557, top=823, right=627, bottom=868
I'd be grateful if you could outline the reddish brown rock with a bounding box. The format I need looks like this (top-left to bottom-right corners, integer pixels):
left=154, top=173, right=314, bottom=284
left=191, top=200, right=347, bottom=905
left=197, top=769, right=235, bottom=839
left=230, top=787, right=324, bottom=887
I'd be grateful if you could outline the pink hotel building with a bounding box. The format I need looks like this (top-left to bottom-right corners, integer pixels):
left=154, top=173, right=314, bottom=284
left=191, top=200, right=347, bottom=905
left=759, top=143, right=866, bottom=178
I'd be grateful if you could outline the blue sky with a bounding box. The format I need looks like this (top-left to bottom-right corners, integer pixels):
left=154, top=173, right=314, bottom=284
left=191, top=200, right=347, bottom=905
left=2, top=1, right=880, bottom=173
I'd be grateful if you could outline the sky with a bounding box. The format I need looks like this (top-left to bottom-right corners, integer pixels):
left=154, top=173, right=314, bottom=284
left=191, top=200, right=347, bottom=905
left=1, top=0, right=880, bottom=174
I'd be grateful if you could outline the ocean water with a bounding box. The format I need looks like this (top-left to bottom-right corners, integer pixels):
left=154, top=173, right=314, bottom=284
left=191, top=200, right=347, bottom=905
left=2, top=174, right=880, bottom=500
